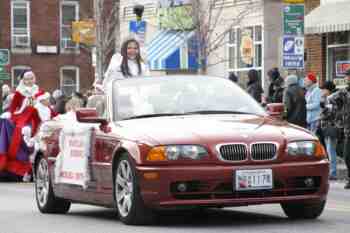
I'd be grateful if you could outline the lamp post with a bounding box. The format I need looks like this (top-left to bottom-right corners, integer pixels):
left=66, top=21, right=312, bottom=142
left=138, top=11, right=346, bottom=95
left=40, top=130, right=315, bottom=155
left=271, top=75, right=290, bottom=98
left=133, top=5, right=144, bottom=22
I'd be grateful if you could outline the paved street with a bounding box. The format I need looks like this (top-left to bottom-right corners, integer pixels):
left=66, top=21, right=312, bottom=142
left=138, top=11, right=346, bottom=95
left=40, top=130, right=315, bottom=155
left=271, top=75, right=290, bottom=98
left=0, top=181, right=349, bottom=233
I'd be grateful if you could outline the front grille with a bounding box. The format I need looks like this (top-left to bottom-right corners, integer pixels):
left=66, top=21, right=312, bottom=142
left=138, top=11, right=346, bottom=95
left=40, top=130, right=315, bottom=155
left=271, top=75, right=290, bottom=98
left=219, top=144, right=247, bottom=161
left=251, top=143, right=277, bottom=160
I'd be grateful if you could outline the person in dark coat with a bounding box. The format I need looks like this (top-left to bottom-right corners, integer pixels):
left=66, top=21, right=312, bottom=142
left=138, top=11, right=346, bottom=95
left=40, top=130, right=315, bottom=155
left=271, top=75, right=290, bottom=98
left=319, top=81, right=338, bottom=180
left=246, top=69, right=263, bottom=103
left=228, top=72, right=238, bottom=83
left=267, top=67, right=284, bottom=103
left=283, top=74, right=307, bottom=128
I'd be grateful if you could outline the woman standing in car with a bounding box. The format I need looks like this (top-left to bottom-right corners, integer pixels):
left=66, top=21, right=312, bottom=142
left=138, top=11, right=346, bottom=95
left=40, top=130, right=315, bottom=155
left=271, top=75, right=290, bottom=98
left=102, top=38, right=150, bottom=91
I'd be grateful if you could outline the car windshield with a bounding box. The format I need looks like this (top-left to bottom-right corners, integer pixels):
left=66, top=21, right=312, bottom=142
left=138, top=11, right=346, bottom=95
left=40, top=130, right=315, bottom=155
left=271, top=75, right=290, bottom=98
left=112, top=76, right=267, bottom=121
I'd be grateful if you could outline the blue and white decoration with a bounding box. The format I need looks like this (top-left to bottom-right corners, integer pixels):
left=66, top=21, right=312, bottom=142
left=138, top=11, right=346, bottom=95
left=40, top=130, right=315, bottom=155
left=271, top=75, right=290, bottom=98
left=147, top=30, right=199, bottom=70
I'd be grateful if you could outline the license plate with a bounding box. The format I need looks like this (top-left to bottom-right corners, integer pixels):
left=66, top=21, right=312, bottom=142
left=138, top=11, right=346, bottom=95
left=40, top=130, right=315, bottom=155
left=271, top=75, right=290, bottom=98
left=235, top=169, right=273, bottom=191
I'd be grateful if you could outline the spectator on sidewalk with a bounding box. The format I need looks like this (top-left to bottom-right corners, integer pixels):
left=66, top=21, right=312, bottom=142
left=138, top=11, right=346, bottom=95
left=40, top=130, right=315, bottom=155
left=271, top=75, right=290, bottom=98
left=283, top=74, right=307, bottom=128
left=51, top=89, right=66, bottom=114
left=328, top=69, right=350, bottom=189
left=320, top=81, right=338, bottom=180
left=304, top=73, right=322, bottom=134
left=267, top=68, right=284, bottom=103
left=246, top=69, right=263, bottom=103
left=1, top=84, right=13, bottom=113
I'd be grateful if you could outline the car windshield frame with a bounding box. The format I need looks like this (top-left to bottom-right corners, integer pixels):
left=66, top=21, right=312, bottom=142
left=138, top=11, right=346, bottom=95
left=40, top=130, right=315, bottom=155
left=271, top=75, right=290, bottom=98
left=111, top=75, right=267, bottom=122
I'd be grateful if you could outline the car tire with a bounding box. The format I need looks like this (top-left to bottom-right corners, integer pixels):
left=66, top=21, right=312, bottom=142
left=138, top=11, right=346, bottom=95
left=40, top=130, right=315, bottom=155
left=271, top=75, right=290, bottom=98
left=114, top=154, right=155, bottom=225
left=281, top=200, right=326, bottom=219
left=35, top=157, right=71, bottom=214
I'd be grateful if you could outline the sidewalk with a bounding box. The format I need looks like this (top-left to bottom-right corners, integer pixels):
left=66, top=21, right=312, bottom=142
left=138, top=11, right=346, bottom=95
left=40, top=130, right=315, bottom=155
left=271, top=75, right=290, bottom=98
left=336, top=157, right=348, bottom=181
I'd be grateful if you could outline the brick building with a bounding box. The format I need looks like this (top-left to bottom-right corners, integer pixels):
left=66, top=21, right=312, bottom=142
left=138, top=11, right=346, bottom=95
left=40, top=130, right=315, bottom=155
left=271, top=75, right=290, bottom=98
left=305, top=0, right=350, bottom=88
left=0, top=0, right=94, bottom=95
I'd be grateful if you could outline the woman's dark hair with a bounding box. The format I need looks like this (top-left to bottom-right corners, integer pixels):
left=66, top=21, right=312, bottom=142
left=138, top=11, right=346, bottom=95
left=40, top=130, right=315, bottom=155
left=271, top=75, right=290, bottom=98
left=247, top=69, right=259, bottom=85
left=267, top=67, right=280, bottom=81
left=321, top=80, right=336, bottom=93
left=120, top=38, right=142, bottom=77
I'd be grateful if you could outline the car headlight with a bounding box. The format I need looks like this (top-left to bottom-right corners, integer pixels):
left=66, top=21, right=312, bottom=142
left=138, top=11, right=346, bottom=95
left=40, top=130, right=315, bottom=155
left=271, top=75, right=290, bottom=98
left=147, top=145, right=208, bottom=161
left=287, top=141, right=326, bottom=158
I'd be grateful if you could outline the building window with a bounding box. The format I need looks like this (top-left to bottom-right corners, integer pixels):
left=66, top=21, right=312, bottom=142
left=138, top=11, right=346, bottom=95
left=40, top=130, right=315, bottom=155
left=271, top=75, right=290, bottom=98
left=327, top=32, right=350, bottom=87
left=11, top=65, right=31, bottom=87
left=227, top=25, right=263, bottom=87
left=11, top=1, right=31, bottom=50
left=60, top=66, right=79, bottom=96
left=60, top=1, right=79, bottom=51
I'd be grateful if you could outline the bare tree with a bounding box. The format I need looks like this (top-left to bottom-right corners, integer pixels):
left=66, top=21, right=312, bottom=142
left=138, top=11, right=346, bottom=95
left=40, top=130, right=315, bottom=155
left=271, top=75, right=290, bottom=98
left=169, top=0, right=262, bottom=74
left=93, top=0, right=120, bottom=83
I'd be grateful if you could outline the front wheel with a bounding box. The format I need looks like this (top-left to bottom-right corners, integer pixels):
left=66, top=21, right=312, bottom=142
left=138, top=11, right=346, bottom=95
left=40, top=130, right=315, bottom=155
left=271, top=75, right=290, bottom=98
left=35, top=157, right=71, bottom=214
left=114, top=154, right=155, bottom=225
left=281, top=200, right=326, bottom=219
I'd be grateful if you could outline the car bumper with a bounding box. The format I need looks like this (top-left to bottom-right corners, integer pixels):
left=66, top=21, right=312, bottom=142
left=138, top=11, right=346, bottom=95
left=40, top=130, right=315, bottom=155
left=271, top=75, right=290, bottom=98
left=136, top=161, right=329, bottom=208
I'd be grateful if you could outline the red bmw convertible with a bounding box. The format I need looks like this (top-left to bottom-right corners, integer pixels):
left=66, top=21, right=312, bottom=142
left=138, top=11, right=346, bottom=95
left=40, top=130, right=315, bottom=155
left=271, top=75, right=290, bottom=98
left=33, top=76, right=329, bottom=225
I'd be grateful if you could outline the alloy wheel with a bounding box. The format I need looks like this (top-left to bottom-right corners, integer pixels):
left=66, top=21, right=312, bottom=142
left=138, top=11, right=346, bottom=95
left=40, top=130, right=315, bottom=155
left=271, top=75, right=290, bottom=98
left=115, top=160, right=134, bottom=217
left=36, top=159, right=50, bottom=207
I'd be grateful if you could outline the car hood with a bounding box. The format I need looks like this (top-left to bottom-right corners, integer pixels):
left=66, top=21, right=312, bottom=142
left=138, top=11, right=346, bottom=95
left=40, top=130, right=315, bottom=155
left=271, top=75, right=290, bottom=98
left=112, top=115, right=315, bottom=146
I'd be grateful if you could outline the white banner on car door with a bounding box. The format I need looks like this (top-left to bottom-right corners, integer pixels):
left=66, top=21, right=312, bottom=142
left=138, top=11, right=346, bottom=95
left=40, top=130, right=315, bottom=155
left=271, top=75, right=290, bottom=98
left=54, top=123, right=93, bottom=189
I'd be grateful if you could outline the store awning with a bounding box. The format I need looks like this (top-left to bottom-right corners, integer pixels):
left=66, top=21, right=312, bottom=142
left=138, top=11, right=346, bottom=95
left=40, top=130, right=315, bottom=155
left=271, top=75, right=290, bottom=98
left=147, top=30, right=198, bottom=70
left=305, top=1, right=350, bottom=34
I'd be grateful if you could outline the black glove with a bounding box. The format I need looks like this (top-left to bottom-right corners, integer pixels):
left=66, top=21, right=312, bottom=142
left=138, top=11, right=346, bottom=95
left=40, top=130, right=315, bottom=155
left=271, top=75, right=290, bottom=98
left=320, top=101, right=325, bottom=108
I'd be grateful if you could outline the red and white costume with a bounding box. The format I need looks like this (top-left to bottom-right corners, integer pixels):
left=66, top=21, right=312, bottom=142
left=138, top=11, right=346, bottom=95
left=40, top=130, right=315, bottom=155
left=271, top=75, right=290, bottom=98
left=35, top=92, right=58, bottom=122
left=4, top=77, right=43, bottom=174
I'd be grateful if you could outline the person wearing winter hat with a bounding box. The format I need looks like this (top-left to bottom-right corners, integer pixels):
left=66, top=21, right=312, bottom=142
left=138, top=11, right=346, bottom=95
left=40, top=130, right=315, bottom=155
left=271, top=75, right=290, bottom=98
left=35, top=92, right=58, bottom=122
left=319, top=81, right=338, bottom=180
left=283, top=74, right=307, bottom=128
left=304, top=72, right=322, bottom=134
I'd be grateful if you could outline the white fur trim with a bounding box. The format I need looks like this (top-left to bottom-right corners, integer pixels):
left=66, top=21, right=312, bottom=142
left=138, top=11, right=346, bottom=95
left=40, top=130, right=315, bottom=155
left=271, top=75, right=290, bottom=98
left=37, top=92, right=50, bottom=102
left=14, top=82, right=40, bottom=115
left=35, top=102, right=51, bottom=121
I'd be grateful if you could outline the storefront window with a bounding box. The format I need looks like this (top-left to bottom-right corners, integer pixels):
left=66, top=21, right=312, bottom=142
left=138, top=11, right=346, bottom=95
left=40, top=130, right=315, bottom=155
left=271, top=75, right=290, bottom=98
left=327, top=32, right=350, bottom=87
left=328, top=32, right=350, bottom=45
left=228, top=25, right=263, bottom=87
left=328, top=46, right=350, bottom=87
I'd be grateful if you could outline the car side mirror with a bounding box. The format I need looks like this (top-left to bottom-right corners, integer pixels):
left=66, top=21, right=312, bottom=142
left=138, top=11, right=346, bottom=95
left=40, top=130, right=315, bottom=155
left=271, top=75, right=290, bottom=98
left=266, top=103, right=284, bottom=119
left=76, top=108, right=111, bottom=133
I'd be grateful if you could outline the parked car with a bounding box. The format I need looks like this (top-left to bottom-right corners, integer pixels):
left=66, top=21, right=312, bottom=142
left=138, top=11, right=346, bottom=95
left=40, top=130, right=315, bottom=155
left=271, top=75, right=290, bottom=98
left=33, top=76, right=329, bottom=225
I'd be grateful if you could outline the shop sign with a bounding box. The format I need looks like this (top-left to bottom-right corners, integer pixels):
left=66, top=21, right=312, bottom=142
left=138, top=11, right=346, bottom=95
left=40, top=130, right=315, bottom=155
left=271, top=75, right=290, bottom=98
left=335, top=61, right=350, bottom=76
left=0, top=49, right=10, bottom=66
left=72, top=20, right=96, bottom=46
left=283, top=4, right=304, bottom=35
left=240, top=29, right=254, bottom=66
left=282, top=36, right=304, bottom=69
left=129, top=20, right=146, bottom=47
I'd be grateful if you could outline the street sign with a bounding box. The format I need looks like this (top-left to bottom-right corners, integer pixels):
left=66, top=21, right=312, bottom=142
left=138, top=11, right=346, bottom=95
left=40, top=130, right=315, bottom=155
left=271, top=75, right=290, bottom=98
left=0, top=74, right=10, bottom=80
left=283, top=4, right=304, bottom=35
left=0, top=49, right=10, bottom=66
left=282, top=36, right=304, bottom=69
left=283, top=0, right=304, bottom=3
left=0, top=65, right=10, bottom=80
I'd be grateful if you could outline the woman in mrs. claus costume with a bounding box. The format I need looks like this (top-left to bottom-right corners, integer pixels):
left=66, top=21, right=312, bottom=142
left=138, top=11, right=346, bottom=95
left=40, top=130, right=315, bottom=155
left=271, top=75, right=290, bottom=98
left=0, top=70, right=43, bottom=178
